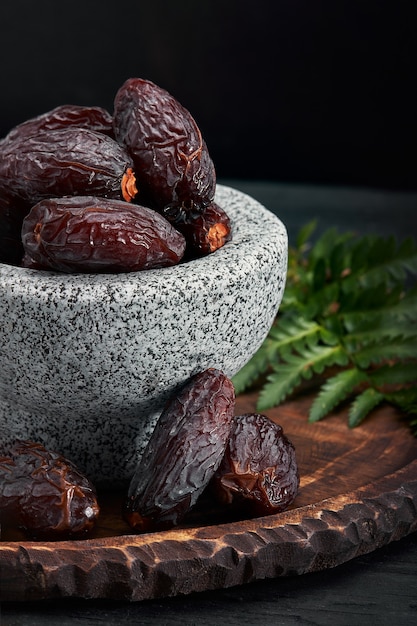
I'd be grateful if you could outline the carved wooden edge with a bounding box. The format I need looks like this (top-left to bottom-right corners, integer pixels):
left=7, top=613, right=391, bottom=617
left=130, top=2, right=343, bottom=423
left=1, top=458, right=416, bottom=603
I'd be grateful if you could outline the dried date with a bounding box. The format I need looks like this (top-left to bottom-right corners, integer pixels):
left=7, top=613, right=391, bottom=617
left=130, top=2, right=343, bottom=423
left=0, top=439, right=99, bottom=539
left=124, top=368, right=235, bottom=532
left=2, top=104, right=114, bottom=144
left=21, top=196, right=186, bottom=273
left=113, top=77, right=216, bottom=219
left=211, top=413, right=299, bottom=516
left=175, top=201, right=232, bottom=258
left=0, top=127, right=138, bottom=208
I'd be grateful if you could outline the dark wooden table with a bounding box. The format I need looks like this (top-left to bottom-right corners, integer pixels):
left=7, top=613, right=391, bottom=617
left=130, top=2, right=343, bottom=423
left=1, top=180, right=417, bottom=625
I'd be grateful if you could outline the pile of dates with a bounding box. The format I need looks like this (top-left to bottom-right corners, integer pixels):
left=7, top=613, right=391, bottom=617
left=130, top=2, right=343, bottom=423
left=0, top=369, right=299, bottom=539
left=0, top=78, right=232, bottom=271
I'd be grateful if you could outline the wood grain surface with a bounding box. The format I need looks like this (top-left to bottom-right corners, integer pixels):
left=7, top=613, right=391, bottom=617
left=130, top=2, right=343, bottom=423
left=1, top=391, right=417, bottom=603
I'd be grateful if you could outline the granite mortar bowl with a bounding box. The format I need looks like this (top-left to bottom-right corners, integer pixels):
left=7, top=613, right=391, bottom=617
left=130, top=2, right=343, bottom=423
left=0, top=185, right=288, bottom=486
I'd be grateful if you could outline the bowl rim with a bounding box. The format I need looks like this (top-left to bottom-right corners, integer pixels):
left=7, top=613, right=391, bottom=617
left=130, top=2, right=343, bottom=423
left=0, top=184, right=288, bottom=291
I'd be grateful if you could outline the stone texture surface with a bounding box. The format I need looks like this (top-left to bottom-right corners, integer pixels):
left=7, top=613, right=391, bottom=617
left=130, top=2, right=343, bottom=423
left=0, top=185, right=287, bottom=483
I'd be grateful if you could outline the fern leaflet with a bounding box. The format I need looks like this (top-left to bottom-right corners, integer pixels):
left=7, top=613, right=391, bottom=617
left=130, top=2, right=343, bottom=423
left=309, top=367, right=369, bottom=423
left=349, top=388, right=385, bottom=428
left=354, top=338, right=417, bottom=369
left=257, top=344, right=348, bottom=411
left=232, top=222, right=417, bottom=434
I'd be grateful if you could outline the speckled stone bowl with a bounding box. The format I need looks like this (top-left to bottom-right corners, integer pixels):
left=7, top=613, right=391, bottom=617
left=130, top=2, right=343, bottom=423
left=0, top=185, right=287, bottom=485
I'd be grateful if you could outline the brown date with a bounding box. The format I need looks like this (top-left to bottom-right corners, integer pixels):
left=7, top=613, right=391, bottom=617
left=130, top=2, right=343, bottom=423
left=2, top=104, right=114, bottom=144
left=0, top=127, right=138, bottom=208
left=124, top=368, right=236, bottom=532
left=113, top=77, right=216, bottom=219
left=211, top=413, right=299, bottom=516
left=175, top=201, right=232, bottom=258
left=0, top=439, right=100, bottom=539
left=21, top=196, right=186, bottom=273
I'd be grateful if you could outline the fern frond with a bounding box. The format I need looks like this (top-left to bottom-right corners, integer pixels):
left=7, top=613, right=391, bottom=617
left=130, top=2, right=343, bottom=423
left=348, top=388, right=385, bottom=428
left=384, top=388, right=417, bottom=415
left=354, top=338, right=417, bottom=368
left=309, top=367, right=369, bottom=422
left=329, top=238, right=353, bottom=279
left=348, top=235, right=375, bottom=275
left=341, top=288, right=417, bottom=332
left=232, top=341, right=271, bottom=395
left=303, top=282, right=340, bottom=320
left=296, top=219, right=318, bottom=249
left=289, top=343, right=349, bottom=375
left=256, top=365, right=304, bottom=411
left=369, top=362, right=417, bottom=388
left=237, top=220, right=417, bottom=435
left=341, top=236, right=417, bottom=293
left=340, top=284, right=402, bottom=317
left=343, top=320, right=417, bottom=353
left=309, top=228, right=352, bottom=267
left=256, top=344, right=349, bottom=411
left=267, top=317, right=323, bottom=356
left=385, top=388, right=417, bottom=436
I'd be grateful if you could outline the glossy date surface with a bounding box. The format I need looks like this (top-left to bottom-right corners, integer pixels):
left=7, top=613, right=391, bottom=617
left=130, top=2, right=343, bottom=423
left=21, top=196, right=186, bottom=273
left=211, top=413, right=299, bottom=516
left=113, top=78, right=216, bottom=217
left=176, top=201, right=232, bottom=258
left=2, top=104, right=114, bottom=144
left=0, top=127, right=137, bottom=207
left=124, top=368, right=236, bottom=532
left=0, top=439, right=100, bottom=539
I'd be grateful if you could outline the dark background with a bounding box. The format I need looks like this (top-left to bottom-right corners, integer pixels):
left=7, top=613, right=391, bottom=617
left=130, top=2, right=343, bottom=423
left=0, top=0, right=415, bottom=190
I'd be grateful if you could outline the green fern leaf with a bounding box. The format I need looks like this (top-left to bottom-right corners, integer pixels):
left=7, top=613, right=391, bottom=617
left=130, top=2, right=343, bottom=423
left=232, top=342, right=271, bottom=395
left=256, top=365, right=303, bottom=410
left=385, top=388, right=417, bottom=436
left=268, top=317, right=323, bottom=356
left=302, top=343, right=349, bottom=373
left=236, top=220, right=417, bottom=435
left=256, top=344, right=349, bottom=411
left=369, top=362, right=417, bottom=387
left=329, top=238, right=352, bottom=279
left=309, top=227, right=349, bottom=267
left=354, top=338, right=417, bottom=369
left=313, top=257, right=327, bottom=291
left=384, top=387, right=417, bottom=412
left=348, top=388, right=385, bottom=427
left=397, top=237, right=417, bottom=274
left=309, top=367, right=369, bottom=422
left=343, top=320, right=417, bottom=353
left=296, top=219, right=318, bottom=249
left=342, top=289, right=417, bottom=332
left=341, top=284, right=403, bottom=317
left=342, top=237, right=417, bottom=293
left=305, top=282, right=341, bottom=320
left=349, top=235, right=374, bottom=275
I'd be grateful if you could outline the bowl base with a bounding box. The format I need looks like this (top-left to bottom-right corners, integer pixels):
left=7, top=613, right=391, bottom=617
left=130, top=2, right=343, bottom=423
left=0, top=398, right=160, bottom=485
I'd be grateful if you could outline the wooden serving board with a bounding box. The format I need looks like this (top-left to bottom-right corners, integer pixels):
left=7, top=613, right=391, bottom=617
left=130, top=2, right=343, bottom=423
left=1, top=391, right=417, bottom=602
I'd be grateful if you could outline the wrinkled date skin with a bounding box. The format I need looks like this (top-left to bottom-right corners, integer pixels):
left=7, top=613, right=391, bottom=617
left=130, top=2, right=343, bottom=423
left=211, top=413, right=299, bottom=516
left=0, top=127, right=138, bottom=209
left=124, top=368, right=236, bottom=532
left=113, top=78, right=216, bottom=219
left=176, top=201, right=232, bottom=258
left=21, top=196, right=186, bottom=273
left=0, top=440, right=100, bottom=539
left=2, top=104, right=114, bottom=144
